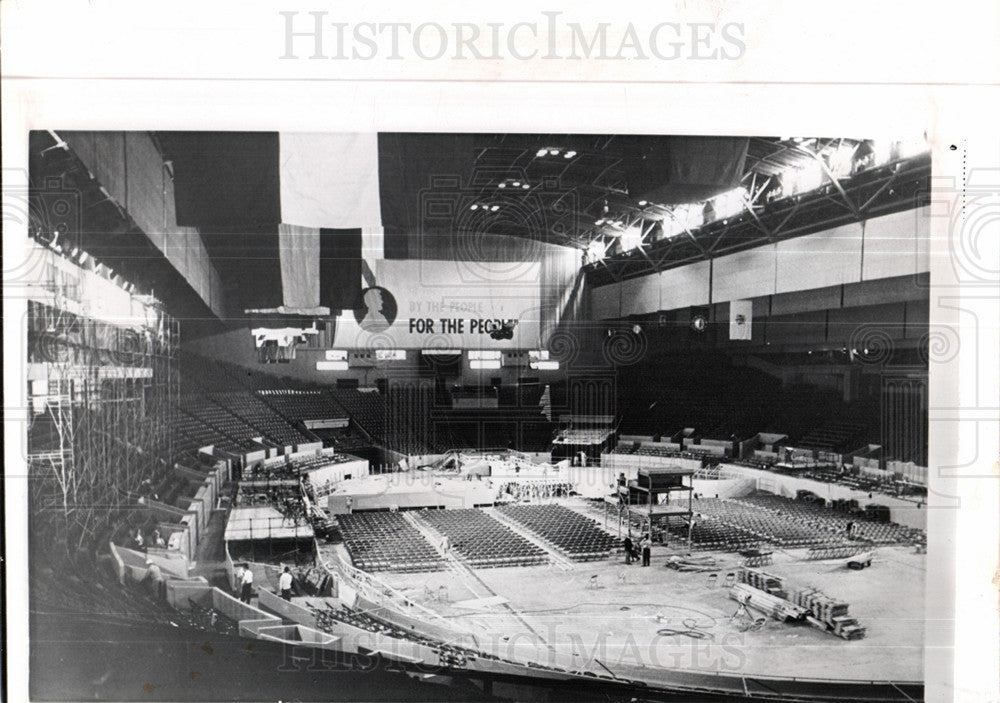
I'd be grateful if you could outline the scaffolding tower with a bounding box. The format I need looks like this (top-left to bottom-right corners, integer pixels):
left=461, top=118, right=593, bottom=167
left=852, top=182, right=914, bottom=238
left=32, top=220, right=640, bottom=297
left=25, top=284, right=180, bottom=559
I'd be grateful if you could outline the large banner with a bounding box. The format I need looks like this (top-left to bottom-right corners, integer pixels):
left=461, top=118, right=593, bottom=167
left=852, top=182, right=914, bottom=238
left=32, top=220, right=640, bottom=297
left=334, top=259, right=542, bottom=349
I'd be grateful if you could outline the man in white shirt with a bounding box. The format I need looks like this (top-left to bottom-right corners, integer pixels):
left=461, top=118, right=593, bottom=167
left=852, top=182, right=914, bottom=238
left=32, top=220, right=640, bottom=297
left=278, top=566, right=294, bottom=601
left=240, top=565, right=254, bottom=603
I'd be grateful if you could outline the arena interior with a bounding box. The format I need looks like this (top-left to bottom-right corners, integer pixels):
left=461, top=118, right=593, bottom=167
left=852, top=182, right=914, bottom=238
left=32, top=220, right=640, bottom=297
left=23, top=131, right=932, bottom=702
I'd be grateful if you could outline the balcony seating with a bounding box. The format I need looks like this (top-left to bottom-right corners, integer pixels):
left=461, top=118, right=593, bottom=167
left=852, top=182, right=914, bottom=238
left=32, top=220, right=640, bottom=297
left=210, top=392, right=312, bottom=446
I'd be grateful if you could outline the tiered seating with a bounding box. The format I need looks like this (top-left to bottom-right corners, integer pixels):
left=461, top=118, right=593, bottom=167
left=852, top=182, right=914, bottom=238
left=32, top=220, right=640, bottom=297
left=170, top=411, right=223, bottom=453
left=337, top=512, right=445, bottom=573
left=211, top=392, right=312, bottom=446
left=496, top=504, right=619, bottom=561
left=798, top=418, right=869, bottom=453
left=416, top=509, right=547, bottom=568
left=731, top=493, right=923, bottom=545
left=330, top=389, right=387, bottom=437
left=179, top=398, right=262, bottom=452
left=258, top=390, right=348, bottom=423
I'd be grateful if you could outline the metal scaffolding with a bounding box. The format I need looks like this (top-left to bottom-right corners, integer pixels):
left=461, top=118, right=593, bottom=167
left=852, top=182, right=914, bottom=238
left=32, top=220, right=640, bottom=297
left=26, top=292, right=180, bottom=559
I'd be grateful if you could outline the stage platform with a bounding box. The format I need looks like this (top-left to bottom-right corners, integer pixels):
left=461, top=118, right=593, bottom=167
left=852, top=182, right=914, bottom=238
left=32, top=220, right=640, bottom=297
left=223, top=505, right=314, bottom=542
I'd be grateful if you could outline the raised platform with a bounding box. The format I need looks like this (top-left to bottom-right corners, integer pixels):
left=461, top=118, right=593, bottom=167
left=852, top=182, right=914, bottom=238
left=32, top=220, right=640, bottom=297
left=223, top=505, right=314, bottom=541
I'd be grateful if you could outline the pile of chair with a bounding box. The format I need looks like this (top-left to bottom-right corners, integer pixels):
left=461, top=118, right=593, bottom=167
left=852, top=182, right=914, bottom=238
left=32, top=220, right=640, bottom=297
left=310, top=601, right=477, bottom=668
left=417, top=509, right=548, bottom=568
left=496, top=504, right=620, bottom=561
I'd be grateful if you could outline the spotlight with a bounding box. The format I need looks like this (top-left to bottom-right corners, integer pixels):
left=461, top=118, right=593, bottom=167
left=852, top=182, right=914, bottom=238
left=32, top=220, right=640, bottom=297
left=498, top=183, right=506, bottom=189
left=470, top=204, right=479, bottom=210
left=490, top=205, right=500, bottom=212
left=521, top=184, right=530, bottom=190
left=536, top=148, right=548, bottom=157
left=638, top=200, right=648, bottom=206
left=631, top=324, right=643, bottom=335
left=549, top=149, right=560, bottom=156
left=564, top=150, right=577, bottom=158
left=512, top=181, right=521, bottom=187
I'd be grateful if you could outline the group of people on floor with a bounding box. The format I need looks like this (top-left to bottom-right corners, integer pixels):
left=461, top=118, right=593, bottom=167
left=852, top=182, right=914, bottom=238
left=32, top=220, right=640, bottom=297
left=623, top=533, right=652, bottom=567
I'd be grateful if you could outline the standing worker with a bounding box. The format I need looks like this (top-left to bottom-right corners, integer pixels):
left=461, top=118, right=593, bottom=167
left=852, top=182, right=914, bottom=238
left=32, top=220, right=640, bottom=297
left=623, top=534, right=634, bottom=565
left=641, top=534, right=652, bottom=567
left=240, top=564, right=254, bottom=603
left=279, top=566, right=294, bottom=601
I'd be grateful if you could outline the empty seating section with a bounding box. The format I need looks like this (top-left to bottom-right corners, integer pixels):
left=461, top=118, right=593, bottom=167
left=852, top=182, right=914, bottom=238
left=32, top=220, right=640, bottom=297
left=616, top=359, right=777, bottom=439
left=171, top=410, right=225, bottom=454
left=798, top=418, right=869, bottom=453
left=691, top=497, right=844, bottom=548
left=257, top=390, right=348, bottom=423
left=416, top=509, right=548, bottom=568
left=731, top=493, right=922, bottom=545
left=177, top=399, right=260, bottom=452
left=210, top=392, right=312, bottom=446
left=330, top=389, right=387, bottom=437
left=496, top=504, right=619, bottom=561
left=337, top=513, right=445, bottom=573
left=666, top=518, right=760, bottom=552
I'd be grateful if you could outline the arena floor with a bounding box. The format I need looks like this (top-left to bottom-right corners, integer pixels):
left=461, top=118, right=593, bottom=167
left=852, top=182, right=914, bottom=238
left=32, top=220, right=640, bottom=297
left=380, top=539, right=926, bottom=684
